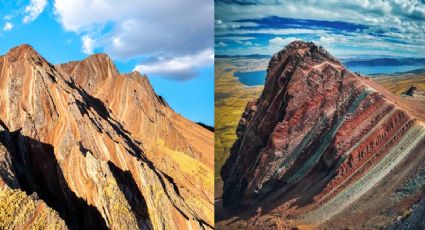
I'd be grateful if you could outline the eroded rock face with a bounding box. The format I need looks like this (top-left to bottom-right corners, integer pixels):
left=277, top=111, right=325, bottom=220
left=57, top=54, right=213, bottom=168
left=221, top=41, right=425, bottom=228
left=0, top=45, right=213, bottom=229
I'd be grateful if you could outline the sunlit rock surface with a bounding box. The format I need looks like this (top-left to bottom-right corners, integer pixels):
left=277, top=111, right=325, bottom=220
left=0, top=45, right=213, bottom=229
left=220, top=41, right=425, bottom=229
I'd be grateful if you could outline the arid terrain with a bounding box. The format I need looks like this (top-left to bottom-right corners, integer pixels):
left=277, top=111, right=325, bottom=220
left=0, top=45, right=214, bottom=229
left=214, top=58, right=265, bottom=178
left=216, top=41, right=425, bottom=229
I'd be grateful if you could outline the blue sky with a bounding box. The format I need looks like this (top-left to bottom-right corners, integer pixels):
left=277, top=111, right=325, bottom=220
left=0, top=0, right=214, bottom=126
left=215, top=0, right=425, bottom=59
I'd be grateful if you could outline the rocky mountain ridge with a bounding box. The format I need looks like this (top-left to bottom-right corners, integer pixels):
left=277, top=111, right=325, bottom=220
left=0, top=44, right=213, bottom=229
left=220, top=41, right=425, bottom=229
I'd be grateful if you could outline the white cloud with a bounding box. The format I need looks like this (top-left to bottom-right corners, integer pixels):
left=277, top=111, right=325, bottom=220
left=3, top=22, right=13, bottom=31
left=262, top=37, right=302, bottom=54
left=216, top=36, right=255, bottom=42
left=81, top=35, right=95, bottom=55
left=134, top=48, right=214, bottom=81
left=53, top=0, right=213, bottom=80
left=216, top=42, right=228, bottom=47
left=215, top=0, right=425, bottom=58
left=215, top=20, right=259, bottom=31
left=269, top=37, right=300, bottom=48
left=216, top=28, right=326, bottom=36
left=216, top=0, right=425, bottom=26
left=23, top=0, right=47, bottom=23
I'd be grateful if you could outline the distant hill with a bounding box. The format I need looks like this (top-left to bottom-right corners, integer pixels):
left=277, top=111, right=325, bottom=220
left=370, top=67, right=425, bottom=77
left=401, top=67, right=425, bottom=74
left=344, top=58, right=425, bottom=66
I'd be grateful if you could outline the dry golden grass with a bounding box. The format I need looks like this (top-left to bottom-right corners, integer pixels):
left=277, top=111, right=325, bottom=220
left=214, top=59, right=263, bottom=179
left=0, top=186, right=66, bottom=229
left=156, top=139, right=213, bottom=190
left=375, top=73, right=425, bottom=95
left=155, top=138, right=214, bottom=224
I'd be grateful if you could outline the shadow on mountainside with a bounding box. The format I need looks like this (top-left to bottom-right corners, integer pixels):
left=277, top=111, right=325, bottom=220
left=66, top=78, right=146, bottom=160
left=0, top=122, right=108, bottom=230
left=62, top=78, right=213, bottom=229
left=108, top=161, right=152, bottom=229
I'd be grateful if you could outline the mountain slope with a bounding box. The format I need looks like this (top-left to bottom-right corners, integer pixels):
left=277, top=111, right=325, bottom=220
left=0, top=45, right=213, bottom=229
left=57, top=54, right=213, bottom=168
left=219, top=41, right=425, bottom=229
left=57, top=52, right=214, bottom=224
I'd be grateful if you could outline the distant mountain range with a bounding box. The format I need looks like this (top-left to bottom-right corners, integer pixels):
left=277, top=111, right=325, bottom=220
left=216, top=54, right=425, bottom=68
left=215, top=54, right=270, bottom=59
left=344, top=58, right=425, bottom=66
left=370, top=67, right=425, bottom=76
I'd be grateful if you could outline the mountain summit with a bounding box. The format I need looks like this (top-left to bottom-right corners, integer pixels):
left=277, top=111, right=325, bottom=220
left=0, top=45, right=213, bottom=229
left=220, top=41, right=425, bottom=229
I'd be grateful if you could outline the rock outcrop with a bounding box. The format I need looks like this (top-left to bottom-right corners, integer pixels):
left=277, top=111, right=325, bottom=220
left=0, top=45, right=213, bottom=229
left=403, top=85, right=419, bottom=96
left=402, top=85, right=425, bottom=100
left=220, top=41, right=425, bottom=229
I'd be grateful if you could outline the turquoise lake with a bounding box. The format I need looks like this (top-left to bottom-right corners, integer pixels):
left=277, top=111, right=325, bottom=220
left=234, top=65, right=425, bottom=86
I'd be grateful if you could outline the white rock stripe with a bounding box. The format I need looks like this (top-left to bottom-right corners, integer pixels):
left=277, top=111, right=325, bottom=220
left=302, top=122, right=425, bottom=224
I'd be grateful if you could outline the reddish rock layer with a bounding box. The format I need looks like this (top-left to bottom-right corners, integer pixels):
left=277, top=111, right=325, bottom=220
left=0, top=45, right=213, bottom=229
left=57, top=54, right=213, bottom=168
left=220, top=41, right=425, bottom=228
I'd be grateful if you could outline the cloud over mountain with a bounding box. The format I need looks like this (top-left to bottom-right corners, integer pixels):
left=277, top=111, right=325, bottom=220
left=54, top=0, right=213, bottom=80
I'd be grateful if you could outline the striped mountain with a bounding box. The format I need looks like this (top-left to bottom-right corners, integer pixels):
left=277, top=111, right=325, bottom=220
left=0, top=45, right=213, bottom=229
left=220, top=41, right=425, bottom=229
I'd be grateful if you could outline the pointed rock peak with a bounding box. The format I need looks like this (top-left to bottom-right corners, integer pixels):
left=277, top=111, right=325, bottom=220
left=59, top=52, right=120, bottom=80
left=268, top=40, right=341, bottom=72
left=77, top=53, right=119, bottom=75
left=285, top=40, right=315, bottom=49
left=86, top=53, right=114, bottom=65
left=279, top=41, right=331, bottom=57
left=7, top=44, right=36, bottom=54
left=259, top=41, right=347, bottom=103
left=5, top=44, right=42, bottom=60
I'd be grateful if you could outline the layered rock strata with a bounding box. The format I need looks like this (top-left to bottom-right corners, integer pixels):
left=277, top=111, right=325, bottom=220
left=0, top=45, right=213, bottom=229
left=220, top=41, right=425, bottom=228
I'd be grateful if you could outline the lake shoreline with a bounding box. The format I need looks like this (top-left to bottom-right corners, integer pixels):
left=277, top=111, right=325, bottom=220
left=234, top=65, right=425, bottom=86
